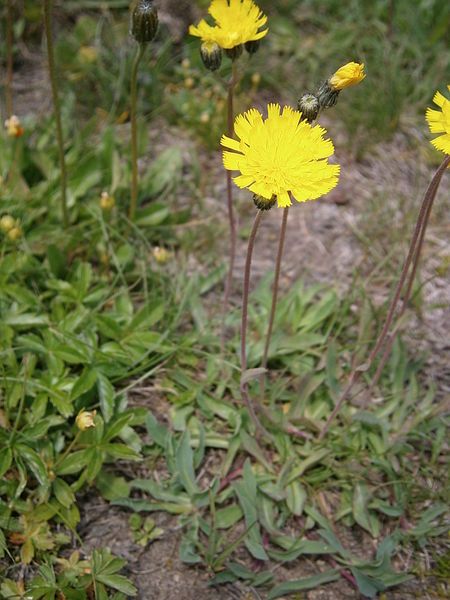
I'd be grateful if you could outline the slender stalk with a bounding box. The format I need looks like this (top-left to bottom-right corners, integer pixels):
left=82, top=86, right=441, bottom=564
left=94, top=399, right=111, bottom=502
left=43, top=0, right=68, bottom=228
left=259, top=207, right=289, bottom=398
left=221, top=61, right=238, bottom=347
left=54, top=431, right=81, bottom=469
left=367, top=155, right=450, bottom=392
left=240, top=210, right=271, bottom=438
left=5, top=0, right=14, bottom=116
left=318, top=155, right=450, bottom=440
left=10, top=356, right=30, bottom=443
left=129, top=43, right=146, bottom=222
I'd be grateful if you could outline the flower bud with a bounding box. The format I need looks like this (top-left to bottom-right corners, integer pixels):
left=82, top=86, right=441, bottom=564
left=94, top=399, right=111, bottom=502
left=7, top=227, right=22, bottom=242
left=253, top=194, right=276, bottom=211
left=152, top=246, right=172, bottom=264
left=200, top=41, right=222, bottom=71
left=100, top=191, right=115, bottom=211
left=316, top=81, right=339, bottom=109
left=244, top=40, right=260, bottom=55
left=298, top=93, right=320, bottom=123
left=329, top=62, right=365, bottom=91
left=0, top=215, right=16, bottom=233
left=130, top=0, right=158, bottom=44
left=4, top=115, right=24, bottom=138
left=225, top=44, right=243, bottom=61
left=75, top=409, right=96, bottom=431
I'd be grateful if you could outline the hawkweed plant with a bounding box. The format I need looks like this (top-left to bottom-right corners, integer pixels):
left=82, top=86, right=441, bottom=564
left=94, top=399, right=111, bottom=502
left=221, top=103, right=339, bottom=435
left=190, top=0, right=268, bottom=345
left=43, top=0, right=68, bottom=228
left=129, top=0, right=158, bottom=221
left=319, top=84, right=450, bottom=439
left=261, top=63, right=365, bottom=401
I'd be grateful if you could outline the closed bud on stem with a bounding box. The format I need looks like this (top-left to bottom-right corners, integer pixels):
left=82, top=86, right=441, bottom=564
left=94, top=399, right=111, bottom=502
left=298, top=93, right=320, bottom=123
left=200, top=41, right=222, bottom=71
left=316, top=81, right=339, bottom=109
left=0, top=215, right=16, bottom=233
left=253, top=194, right=276, bottom=211
left=244, top=40, right=260, bottom=55
left=225, top=44, right=243, bottom=61
left=130, top=0, right=158, bottom=44
left=76, top=409, right=96, bottom=431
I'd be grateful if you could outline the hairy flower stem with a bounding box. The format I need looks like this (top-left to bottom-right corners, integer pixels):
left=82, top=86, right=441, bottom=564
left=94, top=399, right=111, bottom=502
left=259, top=207, right=289, bottom=398
left=240, top=210, right=271, bottom=438
left=43, top=0, right=68, bottom=228
left=129, top=43, right=146, bottom=222
left=319, top=155, right=450, bottom=440
left=221, top=62, right=238, bottom=348
left=367, top=155, right=450, bottom=393
left=6, top=0, right=14, bottom=116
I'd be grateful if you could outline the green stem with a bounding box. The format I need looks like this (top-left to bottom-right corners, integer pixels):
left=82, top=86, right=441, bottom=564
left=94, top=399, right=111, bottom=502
left=54, top=431, right=81, bottom=469
left=43, top=0, right=68, bottom=228
left=129, top=43, right=146, bottom=222
left=220, top=61, right=238, bottom=348
left=10, top=356, right=30, bottom=443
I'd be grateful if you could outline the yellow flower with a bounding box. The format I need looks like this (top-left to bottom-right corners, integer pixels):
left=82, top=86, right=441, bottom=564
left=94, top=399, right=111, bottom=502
left=221, top=103, right=340, bottom=208
left=78, top=46, right=98, bottom=64
left=189, top=0, right=268, bottom=50
left=329, top=62, right=366, bottom=91
left=425, top=85, right=450, bottom=155
left=4, top=115, right=24, bottom=138
left=75, top=410, right=96, bottom=431
left=7, top=226, right=22, bottom=242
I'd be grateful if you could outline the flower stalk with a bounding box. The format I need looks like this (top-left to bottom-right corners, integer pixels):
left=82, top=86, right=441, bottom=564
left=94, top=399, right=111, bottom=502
left=221, top=61, right=238, bottom=347
left=240, top=209, right=271, bottom=438
left=319, top=155, right=450, bottom=439
left=129, top=43, right=146, bottom=222
left=43, top=0, right=68, bottom=228
left=6, top=0, right=14, bottom=117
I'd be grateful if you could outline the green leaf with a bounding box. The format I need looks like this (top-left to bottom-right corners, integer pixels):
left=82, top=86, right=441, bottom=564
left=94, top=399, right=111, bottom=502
left=53, top=478, right=75, bottom=508
left=267, top=570, right=340, bottom=599
left=15, top=444, right=48, bottom=486
left=0, top=447, right=13, bottom=478
left=97, top=372, right=115, bottom=422
left=55, top=449, right=90, bottom=475
left=96, top=471, right=130, bottom=502
left=215, top=505, right=243, bottom=529
left=175, top=431, right=200, bottom=497
left=146, top=412, right=169, bottom=448
left=70, top=367, right=98, bottom=400
left=95, top=574, right=137, bottom=596
left=285, top=481, right=307, bottom=516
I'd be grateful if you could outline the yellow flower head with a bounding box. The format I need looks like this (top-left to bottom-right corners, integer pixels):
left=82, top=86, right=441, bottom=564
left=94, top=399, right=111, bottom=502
left=0, top=215, right=16, bottom=233
left=100, top=191, right=115, bottom=211
left=329, top=62, right=366, bottom=91
left=75, top=409, right=97, bottom=431
left=4, top=115, right=24, bottom=138
left=189, top=0, right=268, bottom=50
left=425, top=85, right=450, bottom=155
left=221, top=103, right=340, bottom=208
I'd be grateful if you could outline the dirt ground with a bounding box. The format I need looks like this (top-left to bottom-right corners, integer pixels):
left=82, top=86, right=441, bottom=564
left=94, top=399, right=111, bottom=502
left=11, top=44, right=450, bottom=600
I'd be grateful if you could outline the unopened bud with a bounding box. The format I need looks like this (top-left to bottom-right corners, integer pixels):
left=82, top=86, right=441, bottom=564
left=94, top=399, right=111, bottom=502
left=100, top=191, right=115, bottom=211
left=298, top=93, right=320, bottom=123
left=200, top=41, right=222, bottom=71
left=225, top=45, right=243, bottom=61
left=7, top=227, right=22, bottom=242
left=253, top=194, right=276, bottom=211
left=0, top=215, right=16, bottom=233
left=244, top=40, right=260, bottom=55
left=316, top=81, right=339, bottom=109
left=75, top=409, right=96, bottom=431
left=130, top=0, right=158, bottom=44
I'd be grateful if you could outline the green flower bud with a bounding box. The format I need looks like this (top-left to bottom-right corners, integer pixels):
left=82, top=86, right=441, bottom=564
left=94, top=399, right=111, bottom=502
left=253, top=194, right=276, bottom=211
left=200, top=41, right=222, bottom=71
left=225, top=44, right=243, bottom=61
left=316, top=81, right=339, bottom=109
left=244, top=40, right=260, bottom=55
left=298, top=93, right=320, bottom=123
left=130, top=0, right=158, bottom=44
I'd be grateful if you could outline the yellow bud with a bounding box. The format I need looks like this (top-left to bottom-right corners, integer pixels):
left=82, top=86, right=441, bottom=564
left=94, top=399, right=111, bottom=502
left=152, top=246, right=172, bottom=264
left=251, top=72, right=261, bottom=86
left=0, top=215, right=16, bottom=233
left=75, top=409, right=96, bottom=431
left=100, top=191, right=115, bottom=211
left=329, top=62, right=365, bottom=91
left=78, top=46, right=98, bottom=64
left=181, top=58, right=190, bottom=69
left=184, top=77, right=195, bottom=89
left=4, top=115, right=24, bottom=138
left=200, top=112, right=210, bottom=124
left=7, top=227, right=22, bottom=241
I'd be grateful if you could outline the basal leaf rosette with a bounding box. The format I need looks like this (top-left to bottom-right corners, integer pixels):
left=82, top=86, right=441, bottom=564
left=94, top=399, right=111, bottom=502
left=221, top=103, right=340, bottom=208
left=189, top=0, right=268, bottom=49
left=426, top=85, right=450, bottom=155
